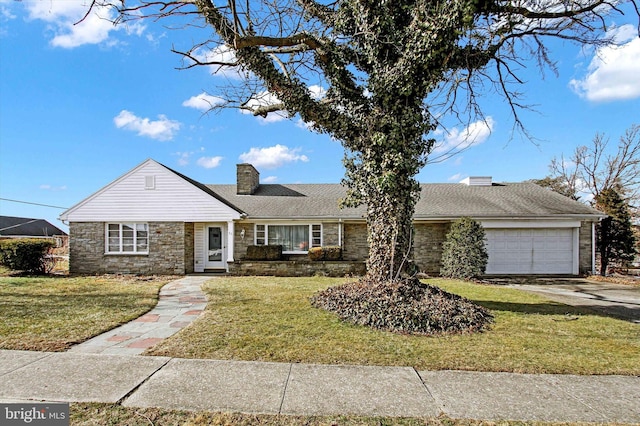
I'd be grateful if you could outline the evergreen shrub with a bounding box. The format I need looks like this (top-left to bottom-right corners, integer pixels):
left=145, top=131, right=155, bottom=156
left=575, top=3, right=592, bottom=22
left=440, top=217, right=488, bottom=280
left=0, top=238, right=56, bottom=274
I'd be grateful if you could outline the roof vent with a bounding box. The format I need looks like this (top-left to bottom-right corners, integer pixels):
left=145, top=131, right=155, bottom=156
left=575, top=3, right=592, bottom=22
left=460, top=176, right=492, bottom=186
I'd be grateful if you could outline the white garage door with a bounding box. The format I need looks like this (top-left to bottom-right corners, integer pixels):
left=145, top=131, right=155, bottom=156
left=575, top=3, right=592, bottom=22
left=485, top=229, right=575, bottom=274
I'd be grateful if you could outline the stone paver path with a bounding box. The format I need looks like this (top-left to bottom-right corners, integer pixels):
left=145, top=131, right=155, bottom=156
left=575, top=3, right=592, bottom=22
left=68, top=276, right=210, bottom=355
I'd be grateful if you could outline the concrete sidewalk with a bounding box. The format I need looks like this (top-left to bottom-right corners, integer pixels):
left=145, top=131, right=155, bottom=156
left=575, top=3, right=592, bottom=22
left=1, top=350, right=638, bottom=423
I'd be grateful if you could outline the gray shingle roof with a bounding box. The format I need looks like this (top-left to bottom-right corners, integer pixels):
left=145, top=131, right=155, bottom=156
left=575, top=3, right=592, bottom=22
left=207, top=182, right=603, bottom=220
left=0, top=216, right=68, bottom=237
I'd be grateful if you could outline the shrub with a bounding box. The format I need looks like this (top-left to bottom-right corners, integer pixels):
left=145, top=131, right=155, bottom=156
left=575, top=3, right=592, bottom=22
left=308, top=246, right=342, bottom=261
left=440, top=217, right=488, bottom=280
left=310, top=277, right=493, bottom=335
left=0, top=238, right=56, bottom=274
left=245, top=245, right=283, bottom=260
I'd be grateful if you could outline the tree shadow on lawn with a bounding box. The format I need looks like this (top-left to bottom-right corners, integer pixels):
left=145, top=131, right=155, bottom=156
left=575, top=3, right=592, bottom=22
left=471, top=298, right=639, bottom=322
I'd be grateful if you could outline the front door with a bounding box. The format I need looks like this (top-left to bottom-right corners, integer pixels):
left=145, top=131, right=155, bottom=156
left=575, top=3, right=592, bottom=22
left=205, top=225, right=225, bottom=269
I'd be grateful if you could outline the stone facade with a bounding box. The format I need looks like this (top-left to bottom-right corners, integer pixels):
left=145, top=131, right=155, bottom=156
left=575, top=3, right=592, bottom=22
left=413, top=222, right=451, bottom=275
left=184, top=222, right=195, bottom=274
left=70, top=219, right=597, bottom=276
left=579, top=220, right=595, bottom=275
left=69, top=221, right=189, bottom=275
left=322, top=223, right=341, bottom=246
left=342, top=223, right=368, bottom=261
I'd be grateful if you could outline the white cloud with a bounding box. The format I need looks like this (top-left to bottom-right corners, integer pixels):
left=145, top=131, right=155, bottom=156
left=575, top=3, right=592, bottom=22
left=192, top=45, right=245, bottom=79
left=262, top=175, right=278, bottom=183
left=174, top=151, right=192, bottom=166
left=308, top=85, right=327, bottom=100
left=240, top=91, right=288, bottom=124
left=17, top=0, right=146, bottom=48
left=569, top=25, right=640, bottom=102
left=433, top=117, right=495, bottom=155
left=114, top=110, right=181, bottom=141
left=22, top=0, right=125, bottom=48
left=196, top=156, right=223, bottom=169
left=39, top=184, right=67, bottom=191
left=448, top=173, right=464, bottom=182
left=239, top=144, right=309, bottom=169
left=182, top=92, right=226, bottom=111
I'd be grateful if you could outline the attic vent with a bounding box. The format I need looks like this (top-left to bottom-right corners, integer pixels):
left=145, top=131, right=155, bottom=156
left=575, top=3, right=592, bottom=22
left=145, top=175, right=156, bottom=190
left=460, top=176, right=492, bottom=186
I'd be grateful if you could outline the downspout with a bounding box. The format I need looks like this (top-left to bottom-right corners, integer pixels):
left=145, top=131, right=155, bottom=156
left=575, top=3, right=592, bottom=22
left=338, top=219, right=342, bottom=249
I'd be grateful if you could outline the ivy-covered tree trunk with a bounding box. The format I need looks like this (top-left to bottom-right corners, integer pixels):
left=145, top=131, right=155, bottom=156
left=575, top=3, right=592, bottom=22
left=365, top=180, right=418, bottom=280
left=342, top=107, right=431, bottom=281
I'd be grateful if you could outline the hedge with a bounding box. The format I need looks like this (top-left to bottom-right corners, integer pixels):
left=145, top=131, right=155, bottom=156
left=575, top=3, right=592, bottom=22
left=0, top=238, right=56, bottom=274
left=244, top=245, right=283, bottom=260
left=308, top=246, right=342, bottom=261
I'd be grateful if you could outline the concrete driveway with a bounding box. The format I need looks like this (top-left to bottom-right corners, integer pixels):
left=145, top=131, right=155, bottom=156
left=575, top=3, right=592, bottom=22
left=502, top=278, right=640, bottom=323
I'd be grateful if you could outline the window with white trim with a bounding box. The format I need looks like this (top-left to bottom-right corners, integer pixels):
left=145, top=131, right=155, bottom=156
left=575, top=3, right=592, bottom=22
left=106, top=223, right=149, bottom=254
left=254, top=224, right=322, bottom=253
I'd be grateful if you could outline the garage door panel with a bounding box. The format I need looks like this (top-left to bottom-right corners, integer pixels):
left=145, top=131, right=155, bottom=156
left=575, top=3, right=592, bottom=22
left=485, top=228, right=574, bottom=275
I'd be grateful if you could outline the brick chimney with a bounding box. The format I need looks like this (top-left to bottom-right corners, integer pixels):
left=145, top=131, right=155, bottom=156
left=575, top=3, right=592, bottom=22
left=237, top=163, right=260, bottom=195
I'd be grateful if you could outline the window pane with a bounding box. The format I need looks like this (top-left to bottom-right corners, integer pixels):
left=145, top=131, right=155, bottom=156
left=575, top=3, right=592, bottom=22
left=108, top=238, right=120, bottom=252
left=268, top=225, right=309, bottom=251
left=107, top=224, right=120, bottom=252
left=312, top=224, right=322, bottom=247
left=256, top=224, right=265, bottom=245
left=136, top=224, right=148, bottom=252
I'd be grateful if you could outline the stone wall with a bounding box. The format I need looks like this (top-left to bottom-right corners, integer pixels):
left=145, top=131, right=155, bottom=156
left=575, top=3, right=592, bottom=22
left=342, top=223, right=368, bottom=261
left=233, top=223, right=255, bottom=260
left=322, top=223, right=340, bottom=246
left=342, top=222, right=450, bottom=275
left=69, top=222, right=189, bottom=275
left=184, top=222, right=195, bottom=274
left=228, top=260, right=366, bottom=277
left=413, top=222, right=450, bottom=275
left=579, top=221, right=595, bottom=275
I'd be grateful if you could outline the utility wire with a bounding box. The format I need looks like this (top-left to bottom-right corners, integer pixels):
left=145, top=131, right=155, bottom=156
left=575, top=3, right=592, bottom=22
left=0, top=198, right=69, bottom=210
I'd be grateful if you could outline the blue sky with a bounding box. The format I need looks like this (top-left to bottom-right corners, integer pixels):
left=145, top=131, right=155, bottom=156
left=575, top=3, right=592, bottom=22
left=1, top=1, right=639, bottom=232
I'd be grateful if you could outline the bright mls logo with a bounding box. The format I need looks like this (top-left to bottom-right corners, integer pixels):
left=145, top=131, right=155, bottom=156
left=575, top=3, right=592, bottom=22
left=1, top=403, right=68, bottom=425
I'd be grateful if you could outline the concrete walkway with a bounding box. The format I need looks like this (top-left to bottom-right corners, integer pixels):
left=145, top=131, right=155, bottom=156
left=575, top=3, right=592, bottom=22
left=0, top=350, right=638, bottom=422
left=68, top=276, right=210, bottom=355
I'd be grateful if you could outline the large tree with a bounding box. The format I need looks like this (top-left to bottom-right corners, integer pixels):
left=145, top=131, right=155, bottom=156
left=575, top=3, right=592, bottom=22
left=595, top=187, right=636, bottom=275
left=97, top=0, right=639, bottom=283
left=548, top=124, right=640, bottom=206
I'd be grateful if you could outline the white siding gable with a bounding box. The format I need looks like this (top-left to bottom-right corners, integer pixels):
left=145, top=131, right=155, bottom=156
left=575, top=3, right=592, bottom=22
left=60, top=159, right=242, bottom=222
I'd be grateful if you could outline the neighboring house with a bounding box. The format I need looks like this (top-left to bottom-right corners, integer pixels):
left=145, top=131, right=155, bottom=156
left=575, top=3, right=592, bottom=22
left=59, top=159, right=605, bottom=276
left=0, top=215, right=68, bottom=247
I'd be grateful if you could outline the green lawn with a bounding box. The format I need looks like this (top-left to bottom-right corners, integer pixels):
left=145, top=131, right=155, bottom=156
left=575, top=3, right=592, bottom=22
left=0, top=274, right=171, bottom=351
left=147, top=276, right=640, bottom=375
